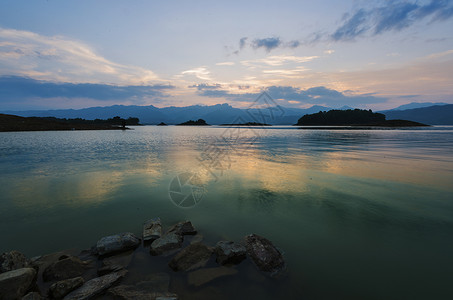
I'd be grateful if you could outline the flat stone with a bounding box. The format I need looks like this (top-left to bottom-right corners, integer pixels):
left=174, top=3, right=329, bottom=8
left=188, top=267, right=238, bottom=287
left=0, top=251, right=32, bottom=273
left=42, top=256, right=88, bottom=282
left=49, top=276, right=84, bottom=299
left=150, top=233, right=183, bottom=256
left=63, top=270, right=126, bottom=300
left=143, top=218, right=162, bottom=242
left=21, top=292, right=44, bottom=300
left=244, top=234, right=285, bottom=276
left=166, top=221, right=197, bottom=236
left=215, top=241, right=246, bottom=265
left=0, top=267, right=36, bottom=300
left=98, top=251, right=133, bottom=276
left=95, top=233, right=140, bottom=256
left=107, top=284, right=177, bottom=300
left=168, top=243, right=213, bottom=272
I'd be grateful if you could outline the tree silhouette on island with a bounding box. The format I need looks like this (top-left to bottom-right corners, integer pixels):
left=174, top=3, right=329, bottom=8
left=176, top=119, right=210, bottom=126
left=296, top=109, right=428, bottom=127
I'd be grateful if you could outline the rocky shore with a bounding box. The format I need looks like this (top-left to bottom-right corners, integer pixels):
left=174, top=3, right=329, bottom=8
left=0, top=219, right=286, bottom=299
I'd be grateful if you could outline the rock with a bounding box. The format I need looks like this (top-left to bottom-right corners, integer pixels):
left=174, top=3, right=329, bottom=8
left=166, top=221, right=197, bottom=236
left=143, top=218, right=162, bottom=242
left=188, top=267, right=238, bottom=287
left=63, top=270, right=126, bottom=300
left=107, top=284, right=177, bottom=300
left=215, top=241, right=246, bottom=265
left=168, top=243, right=213, bottom=272
left=97, top=251, right=133, bottom=276
left=244, top=234, right=285, bottom=276
left=0, top=251, right=32, bottom=273
left=0, top=268, right=36, bottom=300
left=95, top=233, right=140, bottom=256
left=49, top=277, right=84, bottom=299
left=22, top=292, right=44, bottom=300
left=189, top=234, right=203, bottom=245
left=42, top=256, right=88, bottom=282
left=150, top=233, right=183, bottom=256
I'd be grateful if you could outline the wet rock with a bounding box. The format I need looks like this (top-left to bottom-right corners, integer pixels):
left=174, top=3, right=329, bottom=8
left=63, top=270, right=126, bottom=300
left=244, top=234, right=285, bottom=276
left=42, top=256, right=88, bottom=282
left=97, top=251, right=133, bottom=276
left=215, top=241, right=246, bottom=265
left=189, top=234, right=203, bottom=245
left=143, top=218, right=162, bottom=242
left=168, top=243, right=213, bottom=272
left=166, top=221, right=197, bottom=236
left=22, top=292, right=44, bottom=300
left=188, top=266, right=238, bottom=287
left=0, top=250, right=32, bottom=273
left=95, top=233, right=140, bottom=256
left=107, top=284, right=177, bottom=300
left=49, top=277, right=84, bottom=299
left=150, top=233, right=183, bottom=256
left=0, top=267, right=37, bottom=300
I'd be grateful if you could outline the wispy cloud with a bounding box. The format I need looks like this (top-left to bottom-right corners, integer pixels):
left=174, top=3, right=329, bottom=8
left=251, top=37, right=282, bottom=52
left=0, top=27, right=162, bottom=85
left=180, top=67, right=212, bottom=80
left=215, top=62, right=235, bottom=66
left=241, top=55, right=319, bottom=68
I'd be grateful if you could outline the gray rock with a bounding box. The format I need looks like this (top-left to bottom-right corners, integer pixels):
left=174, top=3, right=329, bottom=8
left=189, top=234, right=204, bottom=245
left=168, top=243, right=213, bottom=272
left=188, top=267, right=238, bottom=287
left=215, top=241, right=246, bottom=265
left=150, top=233, right=183, bottom=256
left=0, top=251, right=32, bottom=274
left=49, top=277, right=84, bottom=299
left=95, top=233, right=140, bottom=256
left=244, top=234, right=285, bottom=276
left=42, top=256, right=88, bottom=282
left=143, top=218, right=162, bottom=242
left=0, top=267, right=36, bottom=300
left=63, top=270, right=126, bottom=300
left=22, top=292, right=44, bottom=300
left=97, top=251, right=133, bottom=276
left=107, top=284, right=177, bottom=300
left=166, top=221, right=197, bottom=236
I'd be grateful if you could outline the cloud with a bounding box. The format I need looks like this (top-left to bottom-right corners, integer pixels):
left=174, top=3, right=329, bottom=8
left=215, top=62, right=235, bottom=66
left=332, top=0, right=453, bottom=41
left=239, top=37, right=248, bottom=49
left=189, top=83, right=222, bottom=90
left=241, top=55, right=319, bottom=68
left=0, top=76, right=174, bottom=101
left=180, top=67, right=211, bottom=80
left=0, top=27, right=162, bottom=85
left=193, top=84, right=386, bottom=107
left=251, top=37, right=281, bottom=52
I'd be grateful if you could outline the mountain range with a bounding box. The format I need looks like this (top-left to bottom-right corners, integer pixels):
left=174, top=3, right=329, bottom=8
left=2, top=102, right=453, bottom=125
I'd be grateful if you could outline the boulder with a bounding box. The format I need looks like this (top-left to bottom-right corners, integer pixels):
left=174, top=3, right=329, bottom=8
left=143, top=218, right=162, bottom=242
left=150, top=233, right=183, bottom=256
left=42, top=256, right=88, bottom=282
left=49, top=277, right=84, bottom=299
left=95, top=233, right=140, bottom=256
left=215, top=241, right=246, bottom=265
left=97, top=251, right=133, bottom=276
left=166, top=221, right=197, bottom=236
left=168, top=243, right=213, bottom=272
left=0, top=267, right=36, bottom=300
left=244, top=234, right=285, bottom=276
left=0, top=251, right=32, bottom=273
left=188, top=267, right=238, bottom=287
left=21, top=292, right=44, bottom=300
left=63, top=270, right=126, bottom=300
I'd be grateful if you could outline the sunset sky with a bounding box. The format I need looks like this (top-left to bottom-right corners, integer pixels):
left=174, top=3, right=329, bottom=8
left=1, top=0, right=453, bottom=110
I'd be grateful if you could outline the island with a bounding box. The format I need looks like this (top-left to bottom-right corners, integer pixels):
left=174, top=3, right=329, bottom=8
left=176, top=119, right=210, bottom=126
left=0, top=114, right=140, bottom=132
left=295, top=109, right=429, bottom=127
left=220, top=122, right=271, bottom=126
left=157, top=122, right=168, bottom=126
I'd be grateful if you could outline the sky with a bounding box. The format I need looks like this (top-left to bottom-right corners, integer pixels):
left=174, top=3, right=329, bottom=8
left=1, top=0, right=453, bottom=111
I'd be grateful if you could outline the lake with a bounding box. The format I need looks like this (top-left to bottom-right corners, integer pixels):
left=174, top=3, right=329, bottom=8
left=1, top=125, right=453, bottom=299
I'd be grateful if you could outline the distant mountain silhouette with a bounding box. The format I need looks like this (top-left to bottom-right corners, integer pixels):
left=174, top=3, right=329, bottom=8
left=380, top=104, right=453, bottom=125
left=389, top=102, right=448, bottom=111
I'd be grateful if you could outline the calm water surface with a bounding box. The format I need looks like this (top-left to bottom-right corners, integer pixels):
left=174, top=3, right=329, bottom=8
left=1, top=126, right=453, bottom=299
